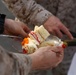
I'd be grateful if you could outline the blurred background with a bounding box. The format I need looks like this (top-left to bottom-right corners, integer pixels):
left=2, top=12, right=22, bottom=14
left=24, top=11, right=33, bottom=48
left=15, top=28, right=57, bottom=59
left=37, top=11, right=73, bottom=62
left=0, top=0, right=22, bottom=53
left=0, top=0, right=14, bottom=19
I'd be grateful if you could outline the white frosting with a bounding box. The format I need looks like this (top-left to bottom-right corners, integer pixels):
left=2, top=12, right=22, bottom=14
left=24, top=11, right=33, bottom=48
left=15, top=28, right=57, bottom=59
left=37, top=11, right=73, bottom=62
left=22, top=38, right=39, bottom=53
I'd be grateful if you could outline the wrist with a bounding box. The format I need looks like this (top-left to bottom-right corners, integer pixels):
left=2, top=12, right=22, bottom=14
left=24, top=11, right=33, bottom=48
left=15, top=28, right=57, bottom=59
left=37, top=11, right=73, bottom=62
left=28, top=53, right=43, bottom=70
left=0, top=14, right=6, bottom=34
left=28, top=54, right=37, bottom=70
left=4, top=18, right=9, bottom=27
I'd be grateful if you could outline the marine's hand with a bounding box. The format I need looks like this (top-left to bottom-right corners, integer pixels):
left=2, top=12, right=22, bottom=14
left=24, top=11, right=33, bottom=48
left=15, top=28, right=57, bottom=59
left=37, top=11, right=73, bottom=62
left=4, top=19, right=30, bottom=37
left=29, top=46, right=64, bottom=70
left=44, top=16, right=73, bottom=39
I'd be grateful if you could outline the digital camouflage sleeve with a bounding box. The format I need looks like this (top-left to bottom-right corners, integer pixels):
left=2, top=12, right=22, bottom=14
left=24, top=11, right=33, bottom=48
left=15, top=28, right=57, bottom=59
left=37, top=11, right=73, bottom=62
left=0, top=46, right=31, bottom=75
left=2, top=0, right=52, bottom=26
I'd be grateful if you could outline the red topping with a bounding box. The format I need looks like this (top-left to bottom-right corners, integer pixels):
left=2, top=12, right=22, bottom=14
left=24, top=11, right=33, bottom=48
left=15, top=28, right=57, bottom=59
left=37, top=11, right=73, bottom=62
left=30, top=31, right=40, bottom=43
left=23, top=49, right=28, bottom=54
left=62, top=44, right=67, bottom=48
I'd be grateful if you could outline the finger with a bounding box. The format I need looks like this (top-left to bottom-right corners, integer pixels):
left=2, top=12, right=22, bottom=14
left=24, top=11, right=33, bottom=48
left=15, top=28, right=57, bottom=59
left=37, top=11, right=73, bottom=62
left=20, top=30, right=28, bottom=38
left=52, top=47, right=64, bottom=53
left=23, top=25, right=31, bottom=33
left=60, top=24, right=73, bottom=39
left=56, top=50, right=63, bottom=57
left=56, top=47, right=64, bottom=56
left=49, top=29, right=56, bottom=36
left=54, top=28, right=63, bottom=38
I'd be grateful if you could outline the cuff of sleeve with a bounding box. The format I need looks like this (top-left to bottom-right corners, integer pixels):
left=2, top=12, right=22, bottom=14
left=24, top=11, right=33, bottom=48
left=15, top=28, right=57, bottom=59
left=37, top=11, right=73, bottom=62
left=0, top=14, right=6, bottom=34
left=30, top=5, right=53, bottom=25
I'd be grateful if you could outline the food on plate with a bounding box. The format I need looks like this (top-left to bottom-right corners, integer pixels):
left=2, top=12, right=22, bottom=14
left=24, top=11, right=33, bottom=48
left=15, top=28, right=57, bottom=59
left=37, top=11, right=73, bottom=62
left=29, top=25, right=50, bottom=43
left=21, top=25, right=64, bottom=54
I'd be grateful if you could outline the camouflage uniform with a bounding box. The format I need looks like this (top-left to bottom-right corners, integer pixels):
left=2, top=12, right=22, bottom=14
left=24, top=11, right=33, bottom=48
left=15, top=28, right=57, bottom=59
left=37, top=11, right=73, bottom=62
left=2, top=0, right=76, bottom=75
left=0, top=46, right=31, bottom=75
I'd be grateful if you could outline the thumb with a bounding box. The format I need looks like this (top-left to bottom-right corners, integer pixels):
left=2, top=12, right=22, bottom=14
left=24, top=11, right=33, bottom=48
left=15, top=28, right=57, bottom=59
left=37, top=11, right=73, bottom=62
left=23, top=25, right=31, bottom=33
left=51, top=47, right=63, bottom=53
left=20, top=30, right=28, bottom=38
left=51, top=47, right=64, bottom=58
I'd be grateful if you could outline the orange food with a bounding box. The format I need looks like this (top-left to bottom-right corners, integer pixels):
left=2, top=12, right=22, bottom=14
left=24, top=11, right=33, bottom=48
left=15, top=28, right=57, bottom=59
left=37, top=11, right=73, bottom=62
left=21, top=38, right=29, bottom=45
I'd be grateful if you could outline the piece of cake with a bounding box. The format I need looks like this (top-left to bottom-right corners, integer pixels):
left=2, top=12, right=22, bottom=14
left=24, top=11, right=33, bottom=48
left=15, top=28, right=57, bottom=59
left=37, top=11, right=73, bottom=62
left=21, top=25, right=64, bottom=54
left=29, top=25, right=50, bottom=43
left=34, top=25, right=50, bottom=40
left=22, top=37, right=39, bottom=54
left=21, top=25, right=50, bottom=54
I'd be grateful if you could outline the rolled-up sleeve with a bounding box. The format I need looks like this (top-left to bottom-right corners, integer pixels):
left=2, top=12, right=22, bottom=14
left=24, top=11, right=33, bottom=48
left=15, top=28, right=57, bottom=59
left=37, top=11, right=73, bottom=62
left=2, top=0, right=53, bottom=25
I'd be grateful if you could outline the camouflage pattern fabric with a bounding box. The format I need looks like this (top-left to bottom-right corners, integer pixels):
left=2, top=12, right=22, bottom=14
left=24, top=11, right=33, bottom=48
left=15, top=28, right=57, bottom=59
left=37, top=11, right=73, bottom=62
left=0, top=46, right=31, bottom=75
left=2, top=0, right=76, bottom=75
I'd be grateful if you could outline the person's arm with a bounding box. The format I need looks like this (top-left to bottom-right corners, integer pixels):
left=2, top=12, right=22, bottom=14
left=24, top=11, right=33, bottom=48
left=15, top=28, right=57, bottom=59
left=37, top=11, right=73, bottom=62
left=0, top=13, right=30, bottom=37
left=2, top=0, right=53, bottom=25
left=2, top=0, right=73, bottom=39
left=3, top=18, right=30, bottom=37
left=29, top=46, right=64, bottom=70
left=0, top=46, right=32, bottom=75
left=0, top=45, right=64, bottom=75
